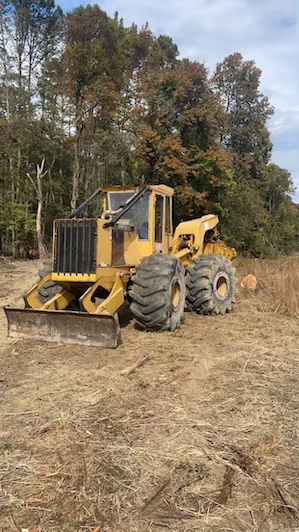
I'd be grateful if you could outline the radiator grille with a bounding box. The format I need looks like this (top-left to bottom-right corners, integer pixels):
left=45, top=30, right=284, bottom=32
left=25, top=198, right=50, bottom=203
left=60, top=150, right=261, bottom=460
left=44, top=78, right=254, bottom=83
left=53, top=219, right=97, bottom=274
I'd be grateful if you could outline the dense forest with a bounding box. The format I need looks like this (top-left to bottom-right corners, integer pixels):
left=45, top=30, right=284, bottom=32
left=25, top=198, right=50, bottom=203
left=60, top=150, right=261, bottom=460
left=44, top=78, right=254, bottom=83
left=0, top=0, right=298, bottom=258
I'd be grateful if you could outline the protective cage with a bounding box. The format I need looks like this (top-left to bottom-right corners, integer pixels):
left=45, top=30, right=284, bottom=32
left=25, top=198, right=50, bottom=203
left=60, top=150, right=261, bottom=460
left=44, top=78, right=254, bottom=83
left=53, top=219, right=97, bottom=275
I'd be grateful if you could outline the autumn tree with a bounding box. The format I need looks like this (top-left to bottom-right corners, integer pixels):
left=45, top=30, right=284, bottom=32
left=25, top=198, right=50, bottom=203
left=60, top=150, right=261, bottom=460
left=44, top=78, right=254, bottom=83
left=0, top=6, right=297, bottom=257
left=133, top=54, right=234, bottom=221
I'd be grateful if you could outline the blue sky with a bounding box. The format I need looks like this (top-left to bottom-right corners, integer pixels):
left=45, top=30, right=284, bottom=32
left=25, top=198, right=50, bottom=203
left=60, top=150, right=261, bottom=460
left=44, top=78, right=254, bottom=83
left=60, top=0, right=299, bottom=201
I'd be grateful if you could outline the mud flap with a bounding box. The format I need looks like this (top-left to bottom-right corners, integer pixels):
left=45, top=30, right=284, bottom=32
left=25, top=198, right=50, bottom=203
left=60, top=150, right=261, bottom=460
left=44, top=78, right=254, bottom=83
left=4, top=307, right=121, bottom=348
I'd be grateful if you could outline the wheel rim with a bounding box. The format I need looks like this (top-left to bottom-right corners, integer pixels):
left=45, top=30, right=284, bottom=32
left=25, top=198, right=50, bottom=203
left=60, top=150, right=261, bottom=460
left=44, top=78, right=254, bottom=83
left=213, top=272, right=230, bottom=300
left=171, top=279, right=182, bottom=310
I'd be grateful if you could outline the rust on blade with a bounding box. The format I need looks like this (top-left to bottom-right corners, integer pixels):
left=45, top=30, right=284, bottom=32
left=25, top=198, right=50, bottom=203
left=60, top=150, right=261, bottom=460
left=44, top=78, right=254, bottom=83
left=4, top=307, right=121, bottom=348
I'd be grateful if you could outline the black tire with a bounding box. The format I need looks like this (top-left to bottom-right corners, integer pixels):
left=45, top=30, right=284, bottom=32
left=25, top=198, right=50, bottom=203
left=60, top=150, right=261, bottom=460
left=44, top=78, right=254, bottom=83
left=186, top=254, right=235, bottom=315
left=37, top=259, right=61, bottom=304
left=130, top=254, right=186, bottom=331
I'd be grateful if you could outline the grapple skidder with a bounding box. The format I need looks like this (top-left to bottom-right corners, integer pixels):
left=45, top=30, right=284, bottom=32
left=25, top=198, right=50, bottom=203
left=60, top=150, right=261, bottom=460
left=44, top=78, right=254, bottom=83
left=5, top=184, right=236, bottom=348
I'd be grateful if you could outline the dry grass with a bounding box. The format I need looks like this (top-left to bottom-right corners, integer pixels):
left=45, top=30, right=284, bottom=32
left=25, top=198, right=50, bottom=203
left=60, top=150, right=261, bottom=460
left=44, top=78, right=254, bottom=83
left=0, top=258, right=299, bottom=531
left=236, top=255, right=299, bottom=317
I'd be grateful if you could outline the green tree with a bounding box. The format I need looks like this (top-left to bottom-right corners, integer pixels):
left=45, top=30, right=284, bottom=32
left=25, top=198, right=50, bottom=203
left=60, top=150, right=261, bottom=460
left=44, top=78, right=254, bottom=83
left=63, top=5, right=126, bottom=208
left=0, top=0, right=63, bottom=255
left=0, top=5, right=297, bottom=258
left=212, top=52, right=274, bottom=166
left=211, top=53, right=298, bottom=255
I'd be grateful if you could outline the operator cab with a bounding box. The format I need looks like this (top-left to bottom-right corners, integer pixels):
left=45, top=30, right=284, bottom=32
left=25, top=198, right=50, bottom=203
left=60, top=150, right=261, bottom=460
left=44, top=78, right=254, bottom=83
left=102, top=186, right=150, bottom=240
left=68, top=184, right=174, bottom=254
left=102, top=184, right=173, bottom=254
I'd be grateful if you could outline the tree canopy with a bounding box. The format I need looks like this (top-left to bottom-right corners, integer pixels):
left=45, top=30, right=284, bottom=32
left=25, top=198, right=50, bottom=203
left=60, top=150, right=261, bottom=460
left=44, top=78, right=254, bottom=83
left=0, top=2, right=297, bottom=257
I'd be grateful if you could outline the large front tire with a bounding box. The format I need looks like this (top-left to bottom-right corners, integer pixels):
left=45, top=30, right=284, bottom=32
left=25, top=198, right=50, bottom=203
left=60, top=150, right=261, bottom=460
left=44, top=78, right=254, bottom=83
left=37, top=259, right=61, bottom=304
left=186, top=254, right=235, bottom=315
left=130, top=254, right=186, bottom=331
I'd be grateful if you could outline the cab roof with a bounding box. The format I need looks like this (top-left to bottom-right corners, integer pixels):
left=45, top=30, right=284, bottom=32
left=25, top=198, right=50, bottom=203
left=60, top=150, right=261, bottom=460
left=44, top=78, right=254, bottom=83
left=102, top=184, right=174, bottom=196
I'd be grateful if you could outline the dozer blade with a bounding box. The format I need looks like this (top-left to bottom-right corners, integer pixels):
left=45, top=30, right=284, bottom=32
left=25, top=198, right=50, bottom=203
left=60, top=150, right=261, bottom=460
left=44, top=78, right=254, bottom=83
left=4, top=307, right=121, bottom=348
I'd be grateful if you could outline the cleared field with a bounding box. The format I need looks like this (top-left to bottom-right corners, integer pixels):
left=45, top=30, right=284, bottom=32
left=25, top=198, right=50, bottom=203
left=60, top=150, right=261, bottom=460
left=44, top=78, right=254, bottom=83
left=0, top=257, right=298, bottom=532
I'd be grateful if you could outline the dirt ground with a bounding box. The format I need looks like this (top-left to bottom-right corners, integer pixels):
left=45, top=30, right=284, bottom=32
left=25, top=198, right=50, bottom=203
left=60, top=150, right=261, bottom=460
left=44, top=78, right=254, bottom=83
left=0, top=258, right=299, bottom=532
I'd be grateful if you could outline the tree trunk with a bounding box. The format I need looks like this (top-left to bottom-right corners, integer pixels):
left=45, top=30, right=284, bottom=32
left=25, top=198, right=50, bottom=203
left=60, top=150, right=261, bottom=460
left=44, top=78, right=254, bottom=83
left=27, top=160, right=48, bottom=259
left=120, top=156, right=125, bottom=185
left=9, top=156, right=16, bottom=258
left=36, top=162, right=47, bottom=259
left=71, top=121, right=83, bottom=210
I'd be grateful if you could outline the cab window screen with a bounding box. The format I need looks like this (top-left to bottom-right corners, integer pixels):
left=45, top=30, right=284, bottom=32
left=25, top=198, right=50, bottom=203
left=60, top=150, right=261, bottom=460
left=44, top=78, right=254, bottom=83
left=120, top=190, right=150, bottom=240
left=155, top=195, right=163, bottom=243
left=108, top=192, right=134, bottom=211
left=165, top=196, right=171, bottom=233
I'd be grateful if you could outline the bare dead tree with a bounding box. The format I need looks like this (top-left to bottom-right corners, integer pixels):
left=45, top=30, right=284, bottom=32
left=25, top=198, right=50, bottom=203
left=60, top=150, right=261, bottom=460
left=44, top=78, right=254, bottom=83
left=27, top=159, right=54, bottom=259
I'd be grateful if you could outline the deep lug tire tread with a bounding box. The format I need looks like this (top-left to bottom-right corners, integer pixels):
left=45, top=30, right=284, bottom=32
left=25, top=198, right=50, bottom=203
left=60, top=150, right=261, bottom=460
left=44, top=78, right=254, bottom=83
left=130, top=254, right=186, bottom=331
left=186, top=254, right=236, bottom=315
left=37, top=260, right=61, bottom=303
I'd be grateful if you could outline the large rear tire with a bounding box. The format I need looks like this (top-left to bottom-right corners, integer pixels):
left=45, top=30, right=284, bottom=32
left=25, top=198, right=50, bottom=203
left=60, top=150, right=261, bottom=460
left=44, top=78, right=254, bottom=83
left=130, top=254, right=186, bottom=331
left=186, top=254, right=235, bottom=315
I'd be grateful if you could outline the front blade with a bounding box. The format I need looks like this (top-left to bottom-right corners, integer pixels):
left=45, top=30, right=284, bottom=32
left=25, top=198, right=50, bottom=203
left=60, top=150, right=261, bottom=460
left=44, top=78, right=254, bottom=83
left=4, top=307, right=121, bottom=348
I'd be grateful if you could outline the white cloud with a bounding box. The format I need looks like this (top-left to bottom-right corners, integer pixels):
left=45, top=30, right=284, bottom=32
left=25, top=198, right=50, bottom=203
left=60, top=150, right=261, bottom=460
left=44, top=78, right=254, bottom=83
left=62, top=0, right=299, bottom=199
